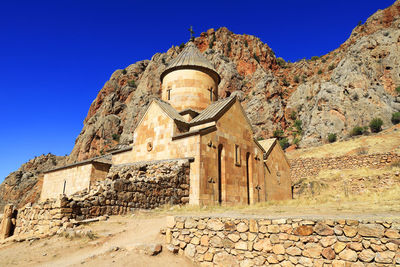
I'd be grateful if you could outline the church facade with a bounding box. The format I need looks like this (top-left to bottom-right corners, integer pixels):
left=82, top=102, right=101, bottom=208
left=41, top=41, right=292, bottom=205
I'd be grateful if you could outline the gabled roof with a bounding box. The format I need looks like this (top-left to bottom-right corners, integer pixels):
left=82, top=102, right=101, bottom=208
left=153, top=98, right=187, bottom=124
left=258, top=138, right=277, bottom=157
left=190, top=96, right=236, bottom=125
left=160, top=41, right=221, bottom=84
left=44, top=154, right=112, bottom=174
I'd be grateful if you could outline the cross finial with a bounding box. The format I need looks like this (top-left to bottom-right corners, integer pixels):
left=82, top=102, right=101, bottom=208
left=189, top=26, right=194, bottom=41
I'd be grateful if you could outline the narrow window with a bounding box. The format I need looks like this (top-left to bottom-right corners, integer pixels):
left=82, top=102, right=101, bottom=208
left=235, top=145, right=241, bottom=166
left=208, top=88, right=213, bottom=101
left=62, top=180, right=66, bottom=194
left=167, top=89, right=171, bottom=100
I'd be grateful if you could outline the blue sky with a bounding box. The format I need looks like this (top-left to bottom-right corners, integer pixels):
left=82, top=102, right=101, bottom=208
left=0, top=0, right=395, bottom=182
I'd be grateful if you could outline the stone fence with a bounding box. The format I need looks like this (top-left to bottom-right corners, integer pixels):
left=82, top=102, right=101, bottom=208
left=13, top=159, right=190, bottom=238
left=166, top=216, right=400, bottom=266
left=289, top=153, right=400, bottom=183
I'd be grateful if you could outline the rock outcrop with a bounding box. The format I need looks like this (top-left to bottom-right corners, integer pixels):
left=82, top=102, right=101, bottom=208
left=0, top=154, right=66, bottom=210
left=69, top=1, right=400, bottom=162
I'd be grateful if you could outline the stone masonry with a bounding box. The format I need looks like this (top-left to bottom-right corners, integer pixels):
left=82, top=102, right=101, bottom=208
left=290, top=153, right=400, bottom=183
left=166, top=216, right=400, bottom=266
left=13, top=159, right=190, bottom=238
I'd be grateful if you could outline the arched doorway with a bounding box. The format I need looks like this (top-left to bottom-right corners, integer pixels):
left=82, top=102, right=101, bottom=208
left=217, top=144, right=224, bottom=204
left=246, top=152, right=251, bottom=205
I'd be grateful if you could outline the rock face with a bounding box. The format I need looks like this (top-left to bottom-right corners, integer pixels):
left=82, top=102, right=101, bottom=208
left=69, top=1, right=400, bottom=163
left=0, top=154, right=66, bottom=210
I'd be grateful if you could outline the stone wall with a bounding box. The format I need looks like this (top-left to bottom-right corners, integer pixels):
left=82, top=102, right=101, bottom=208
left=13, top=159, right=190, bottom=238
left=290, top=153, right=400, bottom=183
left=14, top=198, right=71, bottom=237
left=166, top=216, right=400, bottom=266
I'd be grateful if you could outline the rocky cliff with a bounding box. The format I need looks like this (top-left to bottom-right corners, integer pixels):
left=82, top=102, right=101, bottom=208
left=69, top=0, right=400, bottom=162
left=1, top=1, right=400, bottom=207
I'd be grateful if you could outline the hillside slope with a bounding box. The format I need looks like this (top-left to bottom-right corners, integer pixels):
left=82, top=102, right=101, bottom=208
left=69, top=0, right=400, bottom=162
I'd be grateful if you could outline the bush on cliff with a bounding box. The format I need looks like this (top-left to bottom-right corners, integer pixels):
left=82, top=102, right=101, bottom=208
left=392, top=112, right=400, bottom=124
left=328, top=133, right=337, bottom=143
left=350, top=126, right=365, bottom=136
left=279, top=138, right=289, bottom=150
left=369, top=118, right=383, bottom=133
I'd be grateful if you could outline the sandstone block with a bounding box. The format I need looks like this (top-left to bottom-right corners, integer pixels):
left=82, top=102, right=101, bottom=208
left=358, top=249, right=375, bottom=262
left=334, top=242, right=346, bottom=253
left=321, top=247, right=335, bottom=260
left=320, top=236, right=336, bottom=247
left=207, top=219, right=224, bottom=231
left=272, top=244, right=285, bottom=254
left=237, top=222, right=248, bottom=233
left=358, top=224, right=384, bottom=238
left=384, top=229, right=400, bottom=239
left=314, top=223, right=334, bottom=236
left=343, top=226, right=357, bottom=237
left=227, top=233, right=240, bottom=242
left=213, top=252, right=239, bottom=267
left=286, top=246, right=301, bottom=256
left=235, top=240, right=248, bottom=250
left=338, top=249, right=357, bottom=262
left=375, top=251, right=395, bottom=264
left=293, top=225, right=313, bottom=236
left=249, top=219, right=258, bottom=233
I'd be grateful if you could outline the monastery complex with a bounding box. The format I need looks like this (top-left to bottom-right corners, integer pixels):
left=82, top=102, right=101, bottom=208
left=41, top=40, right=292, bottom=206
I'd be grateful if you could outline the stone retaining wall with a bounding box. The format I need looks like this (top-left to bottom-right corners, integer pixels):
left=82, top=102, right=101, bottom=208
left=166, top=216, right=400, bottom=266
left=13, top=159, right=190, bottom=238
left=290, top=153, right=400, bottom=182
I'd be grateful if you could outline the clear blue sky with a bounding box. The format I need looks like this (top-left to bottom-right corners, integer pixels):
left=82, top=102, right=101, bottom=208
left=0, top=0, right=395, bottom=182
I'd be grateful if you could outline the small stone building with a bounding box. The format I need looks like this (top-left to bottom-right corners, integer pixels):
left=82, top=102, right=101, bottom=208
left=41, top=41, right=291, bottom=205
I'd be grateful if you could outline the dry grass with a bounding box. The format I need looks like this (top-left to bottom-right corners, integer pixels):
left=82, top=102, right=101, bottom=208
left=286, top=124, right=400, bottom=159
left=150, top=184, right=400, bottom=219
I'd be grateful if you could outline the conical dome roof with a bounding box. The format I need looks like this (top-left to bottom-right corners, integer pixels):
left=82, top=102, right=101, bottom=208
left=160, top=42, right=221, bottom=84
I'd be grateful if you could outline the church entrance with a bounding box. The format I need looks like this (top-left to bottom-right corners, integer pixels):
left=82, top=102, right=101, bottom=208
left=246, top=152, right=251, bottom=204
left=217, top=144, right=224, bottom=204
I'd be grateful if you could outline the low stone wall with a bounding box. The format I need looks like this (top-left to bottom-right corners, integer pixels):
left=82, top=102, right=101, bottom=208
left=166, top=216, right=400, bottom=266
left=13, top=159, right=190, bottom=238
left=290, top=153, right=400, bottom=182
left=14, top=198, right=71, bottom=237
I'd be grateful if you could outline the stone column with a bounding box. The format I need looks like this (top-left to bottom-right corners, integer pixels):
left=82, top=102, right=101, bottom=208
left=0, top=204, right=15, bottom=239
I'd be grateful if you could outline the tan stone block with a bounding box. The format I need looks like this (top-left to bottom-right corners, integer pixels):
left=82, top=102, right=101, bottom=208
left=338, top=249, right=358, bottom=262
left=343, top=226, right=358, bottom=237
left=334, top=242, right=346, bottom=253
left=200, top=235, right=209, bottom=246
left=272, top=244, right=285, bottom=254
left=249, top=219, right=258, bottom=233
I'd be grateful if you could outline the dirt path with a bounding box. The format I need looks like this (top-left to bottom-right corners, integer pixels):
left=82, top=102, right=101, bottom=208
left=0, top=215, right=195, bottom=267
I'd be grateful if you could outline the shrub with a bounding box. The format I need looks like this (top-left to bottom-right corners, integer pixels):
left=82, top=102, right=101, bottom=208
left=328, top=133, right=337, bottom=143
left=328, top=64, right=335, bottom=71
left=294, top=120, right=302, bottom=132
left=302, top=75, right=307, bottom=83
left=290, top=111, right=297, bottom=120
left=112, top=134, right=120, bottom=141
left=273, top=129, right=284, bottom=138
left=294, top=75, right=300, bottom=83
left=396, top=86, right=400, bottom=94
left=311, top=56, right=319, bottom=61
left=276, top=57, right=286, bottom=67
left=350, top=126, right=365, bottom=136
left=122, top=69, right=127, bottom=75
left=209, top=34, right=216, bottom=49
left=317, top=69, right=323, bottom=75
left=253, top=53, right=260, bottom=63
left=128, top=80, right=136, bottom=87
left=321, top=58, right=326, bottom=63
left=256, top=136, right=264, bottom=141
left=369, top=118, right=383, bottom=133
left=244, top=40, right=248, bottom=47
left=282, top=78, right=290, bottom=87
left=227, top=42, right=232, bottom=53
left=179, top=43, right=185, bottom=49
left=292, top=138, right=300, bottom=146
left=392, top=112, right=400, bottom=124
left=279, top=138, right=289, bottom=150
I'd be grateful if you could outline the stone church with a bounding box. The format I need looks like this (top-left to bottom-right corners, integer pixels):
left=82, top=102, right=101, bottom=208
left=41, top=40, right=291, bottom=205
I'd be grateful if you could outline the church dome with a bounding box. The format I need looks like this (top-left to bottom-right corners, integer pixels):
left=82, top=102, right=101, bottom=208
left=160, top=42, right=221, bottom=85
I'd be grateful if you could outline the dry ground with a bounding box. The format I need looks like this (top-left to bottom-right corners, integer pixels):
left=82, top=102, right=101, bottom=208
left=286, top=124, right=400, bottom=159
